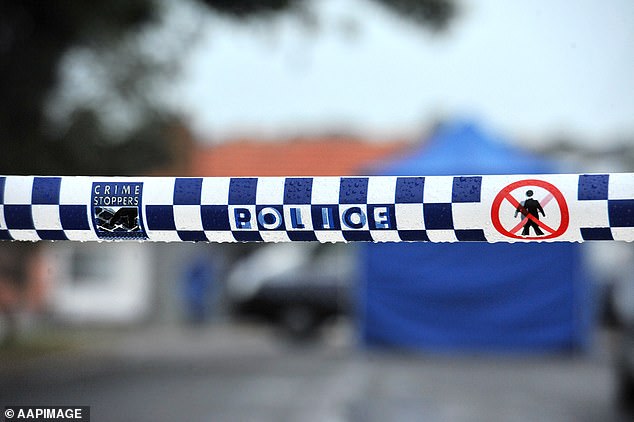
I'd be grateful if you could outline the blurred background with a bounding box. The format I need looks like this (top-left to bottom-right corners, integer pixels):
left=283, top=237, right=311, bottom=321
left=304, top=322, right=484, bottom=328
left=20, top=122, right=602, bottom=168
left=1, top=0, right=634, bottom=420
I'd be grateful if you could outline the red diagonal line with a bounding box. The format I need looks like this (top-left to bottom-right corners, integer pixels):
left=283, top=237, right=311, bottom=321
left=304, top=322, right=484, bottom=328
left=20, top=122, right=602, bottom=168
left=509, top=193, right=554, bottom=234
left=528, top=214, right=556, bottom=234
left=503, top=191, right=522, bottom=210
left=512, top=215, right=529, bottom=233
left=503, top=192, right=556, bottom=234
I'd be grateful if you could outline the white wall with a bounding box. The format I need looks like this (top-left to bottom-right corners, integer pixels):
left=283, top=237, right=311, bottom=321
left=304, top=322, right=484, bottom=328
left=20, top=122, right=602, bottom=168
left=45, top=242, right=152, bottom=324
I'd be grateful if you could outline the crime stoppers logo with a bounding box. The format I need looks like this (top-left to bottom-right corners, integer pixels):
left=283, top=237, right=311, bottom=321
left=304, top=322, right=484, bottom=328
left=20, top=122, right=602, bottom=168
left=91, top=182, right=147, bottom=240
left=3, top=406, right=89, bottom=422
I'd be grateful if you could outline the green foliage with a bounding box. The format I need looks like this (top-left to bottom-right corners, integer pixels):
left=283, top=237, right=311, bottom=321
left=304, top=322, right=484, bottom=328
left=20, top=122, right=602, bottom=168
left=0, top=0, right=168, bottom=175
left=371, top=0, right=456, bottom=32
left=200, top=0, right=296, bottom=18
left=0, top=0, right=456, bottom=175
left=200, top=0, right=456, bottom=29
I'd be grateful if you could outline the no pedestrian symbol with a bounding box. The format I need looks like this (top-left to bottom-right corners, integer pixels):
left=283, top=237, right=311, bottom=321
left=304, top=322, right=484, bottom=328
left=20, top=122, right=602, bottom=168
left=491, top=179, right=569, bottom=240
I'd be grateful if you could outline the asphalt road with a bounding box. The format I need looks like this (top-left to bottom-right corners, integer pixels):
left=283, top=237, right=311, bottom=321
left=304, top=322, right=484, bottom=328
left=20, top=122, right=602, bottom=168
left=0, top=323, right=630, bottom=422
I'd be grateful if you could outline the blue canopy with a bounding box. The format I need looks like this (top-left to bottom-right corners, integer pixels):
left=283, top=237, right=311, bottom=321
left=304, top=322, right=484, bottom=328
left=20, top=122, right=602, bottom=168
left=359, top=120, right=594, bottom=353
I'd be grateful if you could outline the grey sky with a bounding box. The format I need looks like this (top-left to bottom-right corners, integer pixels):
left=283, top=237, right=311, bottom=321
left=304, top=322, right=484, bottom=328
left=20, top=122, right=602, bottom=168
left=168, top=0, right=633, bottom=146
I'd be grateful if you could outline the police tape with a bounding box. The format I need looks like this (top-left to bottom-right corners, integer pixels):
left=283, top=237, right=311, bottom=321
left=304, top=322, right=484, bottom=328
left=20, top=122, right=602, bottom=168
left=0, top=174, right=632, bottom=242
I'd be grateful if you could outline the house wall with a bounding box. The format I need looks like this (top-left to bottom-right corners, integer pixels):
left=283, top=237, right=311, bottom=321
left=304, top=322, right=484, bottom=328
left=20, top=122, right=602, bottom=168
left=45, top=242, right=152, bottom=324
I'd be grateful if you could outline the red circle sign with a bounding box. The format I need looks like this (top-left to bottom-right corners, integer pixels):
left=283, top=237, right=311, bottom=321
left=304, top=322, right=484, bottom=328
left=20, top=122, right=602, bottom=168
left=491, top=179, right=569, bottom=240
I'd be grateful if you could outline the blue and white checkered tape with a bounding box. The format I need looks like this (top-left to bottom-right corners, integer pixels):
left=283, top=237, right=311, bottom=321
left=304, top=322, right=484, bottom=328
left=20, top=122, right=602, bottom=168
left=0, top=174, right=632, bottom=242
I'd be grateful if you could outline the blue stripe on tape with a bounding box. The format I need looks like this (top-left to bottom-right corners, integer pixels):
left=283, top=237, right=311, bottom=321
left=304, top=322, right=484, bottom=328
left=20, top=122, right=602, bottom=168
left=0, top=174, right=631, bottom=243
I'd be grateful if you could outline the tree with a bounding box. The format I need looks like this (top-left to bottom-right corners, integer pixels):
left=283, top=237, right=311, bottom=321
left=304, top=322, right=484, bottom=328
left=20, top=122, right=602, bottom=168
left=0, top=0, right=456, bottom=345
left=0, top=0, right=456, bottom=175
left=0, top=1, right=176, bottom=175
left=201, top=0, right=455, bottom=31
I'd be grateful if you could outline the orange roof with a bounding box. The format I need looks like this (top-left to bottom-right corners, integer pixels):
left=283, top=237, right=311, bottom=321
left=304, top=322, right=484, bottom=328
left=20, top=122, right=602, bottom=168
left=189, top=137, right=411, bottom=177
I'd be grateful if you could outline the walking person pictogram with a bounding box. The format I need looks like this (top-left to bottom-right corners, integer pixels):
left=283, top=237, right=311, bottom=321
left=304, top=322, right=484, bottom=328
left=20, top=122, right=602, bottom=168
left=514, top=190, right=545, bottom=236
left=491, top=179, right=569, bottom=240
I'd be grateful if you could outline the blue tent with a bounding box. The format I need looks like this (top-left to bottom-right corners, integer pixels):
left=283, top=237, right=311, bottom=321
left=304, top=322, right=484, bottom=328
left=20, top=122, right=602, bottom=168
left=359, top=120, right=594, bottom=353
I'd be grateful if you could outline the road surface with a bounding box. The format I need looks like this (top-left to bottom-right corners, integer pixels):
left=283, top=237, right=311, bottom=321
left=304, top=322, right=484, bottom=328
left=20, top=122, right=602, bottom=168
left=0, top=323, right=630, bottom=422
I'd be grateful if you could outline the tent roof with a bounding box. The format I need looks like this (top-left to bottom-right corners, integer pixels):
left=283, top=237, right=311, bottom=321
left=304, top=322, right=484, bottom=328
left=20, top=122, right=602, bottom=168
left=374, top=120, right=555, bottom=176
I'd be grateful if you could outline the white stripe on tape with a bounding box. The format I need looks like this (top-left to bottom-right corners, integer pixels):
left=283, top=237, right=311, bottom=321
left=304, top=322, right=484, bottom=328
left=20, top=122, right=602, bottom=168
left=0, top=174, right=632, bottom=242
